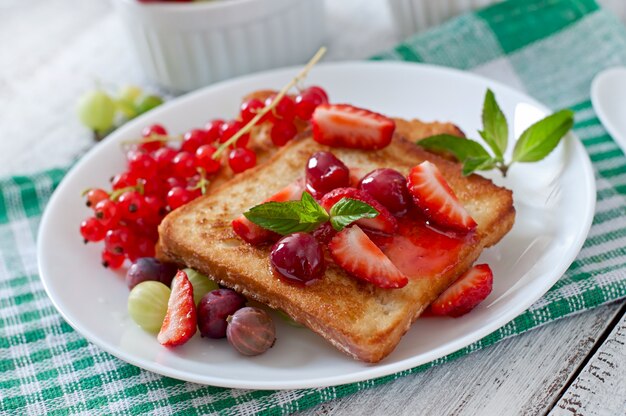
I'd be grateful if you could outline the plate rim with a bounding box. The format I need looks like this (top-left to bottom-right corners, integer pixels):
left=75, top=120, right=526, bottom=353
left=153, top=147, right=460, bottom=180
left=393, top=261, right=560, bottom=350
left=37, top=60, right=596, bottom=390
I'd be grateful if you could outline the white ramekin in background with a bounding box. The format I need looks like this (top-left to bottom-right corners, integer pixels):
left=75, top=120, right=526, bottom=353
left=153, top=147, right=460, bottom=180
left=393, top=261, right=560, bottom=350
left=386, top=0, right=502, bottom=38
left=111, top=0, right=326, bottom=93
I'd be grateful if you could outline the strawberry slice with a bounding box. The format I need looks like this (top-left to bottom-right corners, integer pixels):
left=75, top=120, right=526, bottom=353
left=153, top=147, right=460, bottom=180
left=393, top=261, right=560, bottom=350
left=407, top=161, right=477, bottom=232
left=429, top=264, right=493, bottom=317
left=312, top=104, right=395, bottom=150
left=329, top=225, right=408, bottom=289
left=320, top=187, right=398, bottom=234
left=232, top=179, right=305, bottom=245
left=158, top=270, right=197, bottom=347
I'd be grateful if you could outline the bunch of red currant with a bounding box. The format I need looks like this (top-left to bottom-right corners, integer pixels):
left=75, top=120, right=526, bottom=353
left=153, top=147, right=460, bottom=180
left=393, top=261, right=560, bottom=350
left=79, top=86, right=329, bottom=270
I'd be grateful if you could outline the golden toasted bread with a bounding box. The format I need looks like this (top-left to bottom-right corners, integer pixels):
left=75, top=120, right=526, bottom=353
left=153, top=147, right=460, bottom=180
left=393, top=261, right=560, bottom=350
left=157, top=133, right=515, bottom=363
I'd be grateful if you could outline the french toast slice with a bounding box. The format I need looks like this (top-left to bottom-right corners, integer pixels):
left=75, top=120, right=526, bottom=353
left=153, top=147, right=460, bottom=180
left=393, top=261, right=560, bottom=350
left=158, top=133, right=515, bottom=363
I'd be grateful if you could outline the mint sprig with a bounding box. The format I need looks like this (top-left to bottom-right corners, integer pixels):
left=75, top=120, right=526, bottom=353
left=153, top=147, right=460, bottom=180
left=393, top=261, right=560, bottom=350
left=243, top=192, right=378, bottom=235
left=417, top=89, right=575, bottom=176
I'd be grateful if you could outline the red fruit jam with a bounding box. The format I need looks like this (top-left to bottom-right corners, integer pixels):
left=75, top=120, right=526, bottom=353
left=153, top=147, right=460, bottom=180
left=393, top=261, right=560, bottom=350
left=370, top=210, right=477, bottom=279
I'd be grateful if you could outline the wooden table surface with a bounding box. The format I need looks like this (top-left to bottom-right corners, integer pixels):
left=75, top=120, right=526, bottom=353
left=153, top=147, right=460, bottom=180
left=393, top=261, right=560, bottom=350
left=2, top=1, right=625, bottom=415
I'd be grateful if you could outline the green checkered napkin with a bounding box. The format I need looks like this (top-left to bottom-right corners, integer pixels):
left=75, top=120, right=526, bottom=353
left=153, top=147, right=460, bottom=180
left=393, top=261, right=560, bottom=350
left=3, top=0, right=626, bottom=414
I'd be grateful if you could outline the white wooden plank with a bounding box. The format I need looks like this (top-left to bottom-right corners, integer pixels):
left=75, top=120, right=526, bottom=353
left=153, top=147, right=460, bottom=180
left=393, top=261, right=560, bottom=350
left=297, top=303, right=623, bottom=416
left=550, top=308, right=626, bottom=416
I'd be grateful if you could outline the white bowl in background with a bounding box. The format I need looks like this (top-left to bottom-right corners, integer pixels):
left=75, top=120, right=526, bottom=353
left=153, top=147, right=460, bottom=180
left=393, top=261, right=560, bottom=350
left=112, top=0, right=326, bottom=93
left=386, top=0, right=501, bottom=38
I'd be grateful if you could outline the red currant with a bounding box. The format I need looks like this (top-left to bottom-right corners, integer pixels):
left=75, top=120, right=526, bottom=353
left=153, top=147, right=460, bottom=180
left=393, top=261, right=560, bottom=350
left=143, top=194, right=165, bottom=224
left=111, top=171, right=138, bottom=190
left=220, top=120, right=250, bottom=148
left=104, top=226, right=134, bottom=255
left=127, top=150, right=157, bottom=178
left=228, top=148, right=256, bottom=173
left=93, top=199, right=121, bottom=228
left=205, top=119, right=225, bottom=143
left=270, top=119, right=297, bottom=146
left=265, top=94, right=295, bottom=121
left=240, top=98, right=265, bottom=123
left=101, top=249, right=125, bottom=269
left=128, top=235, right=156, bottom=262
left=295, top=87, right=328, bottom=120
left=195, top=145, right=221, bottom=174
left=152, top=147, right=177, bottom=176
left=117, top=190, right=145, bottom=221
left=80, top=217, right=107, bottom=242
left=166, top=186, right=194, bottom=210
left=172, top=151, right=197, bottom=178
left=140, top=124, right=167, bottom=152
left=85, top=188, right=109, bottom=208
left=182, top=129, right=209, bottom=153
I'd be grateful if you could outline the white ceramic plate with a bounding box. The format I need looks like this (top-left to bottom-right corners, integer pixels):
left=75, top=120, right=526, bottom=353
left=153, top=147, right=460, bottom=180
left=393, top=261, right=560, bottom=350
left=591, top=67, right=626, bottom=153
left=38, top=61, right=595, bottom=390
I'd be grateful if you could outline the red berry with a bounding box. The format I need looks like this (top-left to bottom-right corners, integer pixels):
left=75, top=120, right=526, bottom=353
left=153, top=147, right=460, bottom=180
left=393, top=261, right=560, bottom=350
left=307, top=86, right=329, bottom=103
left=295, top=87, right=328, bottom=120
left=358, top=168, right=411, bottom=216
left=429, top=264, right=493, bottom=317
left=205, top=119, right=225, bottom=143
left=157, top=270, right=197, bottom=347
left=152, top=147, right=177, bottom=175
left=166, top=186, right=193, bottom=210
left=220, top=120, right=250, bottom=148
left=305, top=151, right=350, bottom=196
left=228, top=148, right=256, bottom=173
left=143, top=194, right=165, bottom=224
left=165, top=176, right=186, bottom=191
left=172, top=151, right=197, bottom=178
left=140, top=124, right=167, bottom=152
left=101, top=249, right=125, bottom=269
left=127, top=150, right=157, bottom=178
left=181, top=129, right=208, bottom=153
left=407, top=161, right=477, bottom=232
left=270, top=119, right=297, bottom=146
left=104, top=226, right=134, bottom=255
left=111, top=171, right=138, bottom=190
left=85, top=188, right=109, bottom=208
left=93, top=199, right=121, bottom=228
left=265, top=94, right=295, bottom=121
left=240, top=98, right=264, bottom=123
left=142, top=124, right=167, bottom=138
left=128, top=235, right=156, bottom=262
left=195, top=145, right=221, bottom=174
left=80, top=217, right=107, bottom=242
left=117, top=190, right=145, bottom=221
left=329, top=225, right=408, bottom=289
left=270, top=232, right=325, bottom=285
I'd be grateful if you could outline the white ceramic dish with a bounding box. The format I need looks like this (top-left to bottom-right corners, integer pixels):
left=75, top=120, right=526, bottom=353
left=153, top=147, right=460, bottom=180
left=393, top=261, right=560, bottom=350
left=111, top=0, right=326, bottom=93
left=38, top=61, right=595, bottom=390
left=591, top=66, right=626, bottom=153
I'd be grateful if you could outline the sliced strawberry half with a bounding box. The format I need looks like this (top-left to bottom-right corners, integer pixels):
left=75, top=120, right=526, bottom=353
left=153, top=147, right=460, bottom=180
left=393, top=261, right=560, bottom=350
left=329, top=225, right=408, bottom=289
left=158, top=270, right=197, bottom=347
left=312, top=104, right=395, bottom=150
left=407, top=161, right=477, bottom=232
left=232, top=179, right=305, bottom=245
left=429, top=264, right=493, bottom=317
left=320, top=187, right=398, bottom=234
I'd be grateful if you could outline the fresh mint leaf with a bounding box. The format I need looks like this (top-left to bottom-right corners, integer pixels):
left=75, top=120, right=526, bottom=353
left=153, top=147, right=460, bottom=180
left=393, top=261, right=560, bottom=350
left=417, top=135, right=491, bottom=162
left=300, top=191, right=328, bottom=223
left=329, top=198, right=379, bottom=231
left=480, top=89, right=508, bottom=159
left=512, top=109, right=575, bottom=163
left=462, top=157, right=496, bottom=176
left=243, top=193, right=329, bottom=235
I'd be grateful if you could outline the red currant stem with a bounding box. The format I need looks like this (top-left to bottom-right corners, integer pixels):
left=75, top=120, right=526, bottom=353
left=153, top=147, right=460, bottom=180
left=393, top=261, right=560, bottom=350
left=120, top=134, right=182, bottom=147
left=212, top=46, right=327, bottom=160
left=109, top=182, right=144, bottom=201
left=189, top=167, right=210, bottom=195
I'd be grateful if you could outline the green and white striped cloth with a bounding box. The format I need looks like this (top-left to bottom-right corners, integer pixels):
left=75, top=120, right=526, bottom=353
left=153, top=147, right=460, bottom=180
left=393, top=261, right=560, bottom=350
left=3, top=0, right=626, bottom=414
